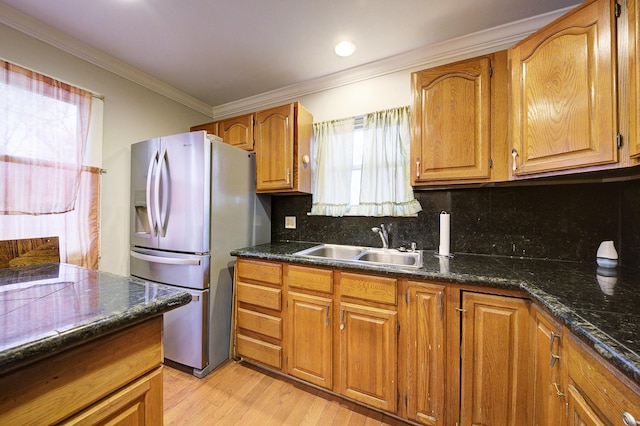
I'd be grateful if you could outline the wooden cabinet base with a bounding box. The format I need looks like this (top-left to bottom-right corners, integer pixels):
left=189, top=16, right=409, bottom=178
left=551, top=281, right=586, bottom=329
left=0, top=317, right=164, bottom=425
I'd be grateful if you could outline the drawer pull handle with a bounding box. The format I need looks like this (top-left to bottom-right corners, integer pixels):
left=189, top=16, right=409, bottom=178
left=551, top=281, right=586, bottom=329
left=325, top=306, right=330, bottom=326
left=511, top=148, right=518, bottom=172
left=623, top=411, right=638, bottom=426
left=552, top=382, right=565, bottom=397
left=549, top=332, right=561, bottom=367
left=339, top=308, right=345, bottom=330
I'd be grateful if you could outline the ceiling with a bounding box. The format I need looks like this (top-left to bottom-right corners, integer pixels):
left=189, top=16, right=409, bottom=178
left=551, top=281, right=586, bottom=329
left=0, top=0, right=580, bottom=110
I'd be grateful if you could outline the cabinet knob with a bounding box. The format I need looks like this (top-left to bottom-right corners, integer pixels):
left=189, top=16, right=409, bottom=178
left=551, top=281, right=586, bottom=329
left=623, top=411, right=638, bottom=426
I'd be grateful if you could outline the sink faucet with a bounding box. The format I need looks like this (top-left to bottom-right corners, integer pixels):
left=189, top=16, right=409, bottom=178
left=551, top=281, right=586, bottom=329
left=371, top=224, right=389, bottom=248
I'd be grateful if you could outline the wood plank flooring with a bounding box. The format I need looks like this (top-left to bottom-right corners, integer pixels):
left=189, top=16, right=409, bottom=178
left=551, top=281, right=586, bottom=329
left=164, top=360, right=410, bottom=425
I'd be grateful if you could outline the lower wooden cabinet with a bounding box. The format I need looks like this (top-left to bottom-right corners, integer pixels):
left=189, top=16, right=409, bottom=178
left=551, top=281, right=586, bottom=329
left=234, top=259, right=283, bottom=369
left=62, top=367, right=163, bottom=426
left=531, top=305, right=566, bottom=426
left=233, top=258, right=640, bottom=425
left=459, top=291, right=531, bottom=426
left=566, top=334, right=640, bottom=425
left=286, top=291, right=333, bottom=388
left=406, top=282, right=446, bottom=425
left=336, top=301, right=398, bottom=412
left=0, top=317, right=164, bottom=425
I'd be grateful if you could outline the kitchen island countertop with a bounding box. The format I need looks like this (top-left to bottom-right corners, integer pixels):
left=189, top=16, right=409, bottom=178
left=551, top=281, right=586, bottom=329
left=232, top=241, right=640, bottom=386
left=0, top=262, right=191, bottom=373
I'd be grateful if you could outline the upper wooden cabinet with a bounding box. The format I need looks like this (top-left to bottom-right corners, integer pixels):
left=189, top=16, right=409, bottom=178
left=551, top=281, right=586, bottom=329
left=509, top=0, right=618, bottom=177
left=191, top=115, right=254, bottom=151
left=219, top=113, right=254, bottom=151
left=410, top=51, right=508, bottom=185
left=630, top=0, right=640, bottom=159
left=254, top=102, right=313, bottom=194
left=190, top=120, right=219, bottom=136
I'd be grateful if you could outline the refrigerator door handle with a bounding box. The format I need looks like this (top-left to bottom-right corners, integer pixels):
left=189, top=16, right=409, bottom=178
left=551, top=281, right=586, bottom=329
left=130, top=250, right=201, bottom=266
left=155, top=147, right=168, bottom=237
left=146, top=150, right=159, bottom=236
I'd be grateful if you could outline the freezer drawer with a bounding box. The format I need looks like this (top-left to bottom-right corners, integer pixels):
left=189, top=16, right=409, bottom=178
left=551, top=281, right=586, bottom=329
left=130, top=248, right=210, bottom=289
left=164, top=287, right=209, bottom=369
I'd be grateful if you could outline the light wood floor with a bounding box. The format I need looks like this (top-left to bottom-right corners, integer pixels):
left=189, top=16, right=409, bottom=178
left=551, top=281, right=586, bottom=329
left=164, top=360, right=410, bottom=425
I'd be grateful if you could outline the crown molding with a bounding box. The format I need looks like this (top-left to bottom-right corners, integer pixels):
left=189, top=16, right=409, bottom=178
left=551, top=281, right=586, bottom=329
left=212, top=5, right=574, bottom=120
left=0, top=2, right=213, bottom=116
left=1, top=2, right=575, bottom=120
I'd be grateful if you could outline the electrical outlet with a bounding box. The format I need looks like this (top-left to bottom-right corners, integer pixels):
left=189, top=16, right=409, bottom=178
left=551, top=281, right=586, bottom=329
left=285, top=216, right=296, bottom=229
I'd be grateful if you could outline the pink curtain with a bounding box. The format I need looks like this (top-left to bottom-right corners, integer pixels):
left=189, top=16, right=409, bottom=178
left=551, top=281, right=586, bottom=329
left=0, top=60, right=99, bottom=269
left=0, top=59, right=92, bottom=214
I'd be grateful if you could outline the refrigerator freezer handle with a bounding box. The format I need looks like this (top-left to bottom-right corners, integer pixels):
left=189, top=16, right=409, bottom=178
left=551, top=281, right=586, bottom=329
left=147, top=150, right=159, bottom=236
left=155, top=147, right=168, bottom=237
left=130, top=250, right=201, bottom=266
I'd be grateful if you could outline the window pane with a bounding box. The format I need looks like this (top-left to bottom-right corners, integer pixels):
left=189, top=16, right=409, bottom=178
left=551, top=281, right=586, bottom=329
left=0, top=84, right=79, bottom=162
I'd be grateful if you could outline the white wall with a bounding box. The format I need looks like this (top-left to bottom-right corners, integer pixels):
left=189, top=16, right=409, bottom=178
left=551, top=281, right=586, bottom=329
left=0, top=23, right=212, bottom=276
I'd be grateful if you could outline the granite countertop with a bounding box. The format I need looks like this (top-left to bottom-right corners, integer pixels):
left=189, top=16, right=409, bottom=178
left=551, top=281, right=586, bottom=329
left=0, top=262, right=191, bottom=373
left=232, top=241, right=640, bottom=386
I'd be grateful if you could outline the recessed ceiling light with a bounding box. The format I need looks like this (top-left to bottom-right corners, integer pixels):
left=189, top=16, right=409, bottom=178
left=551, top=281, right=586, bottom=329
left=334, top=41, right=356, bottom=57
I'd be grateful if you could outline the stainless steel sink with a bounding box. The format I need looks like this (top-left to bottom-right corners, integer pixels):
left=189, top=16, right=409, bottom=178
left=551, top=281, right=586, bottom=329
left=295, top=244, right=364, bottom=260
left=294, top=244, right=422, bottom=268
left=357, top=250, right=421, bottom=266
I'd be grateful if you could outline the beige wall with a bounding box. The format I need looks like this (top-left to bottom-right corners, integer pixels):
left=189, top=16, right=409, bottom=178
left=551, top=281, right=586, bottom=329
left=298, top=70, right=413, bottom=123
left=0, top=23, right=212, bottom=275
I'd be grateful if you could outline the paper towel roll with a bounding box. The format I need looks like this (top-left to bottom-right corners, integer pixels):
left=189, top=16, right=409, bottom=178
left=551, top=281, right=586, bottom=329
left=439, top=211, right=450, bottom=256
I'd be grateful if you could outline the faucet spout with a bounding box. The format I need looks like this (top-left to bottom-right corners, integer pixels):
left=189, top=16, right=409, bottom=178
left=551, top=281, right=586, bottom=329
left=371, top=224, right=389, bottom=248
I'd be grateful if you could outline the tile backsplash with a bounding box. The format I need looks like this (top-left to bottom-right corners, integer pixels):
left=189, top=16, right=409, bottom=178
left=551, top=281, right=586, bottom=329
left=271, top=180, right=640, bottom=270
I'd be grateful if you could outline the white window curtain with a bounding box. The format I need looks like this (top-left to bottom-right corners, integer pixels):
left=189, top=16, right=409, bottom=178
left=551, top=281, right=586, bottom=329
left=310, top=117, right=355, bottom=216
left=356, top=106, right=422, bottom=216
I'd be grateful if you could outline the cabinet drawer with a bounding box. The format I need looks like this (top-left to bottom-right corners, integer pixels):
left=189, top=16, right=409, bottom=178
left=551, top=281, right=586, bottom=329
left=237, top=334, right=282, bottom=369
left=237, top=308, right=282, bottom=339
left=287, top=265, right=333, bottom=293
left=568, top=336, right=640, bottom=424
left=237, top=259, right=282, bottom=285
left=237, top=282, right=282, bottom=311
left=339, top=272, right=397, bottom=305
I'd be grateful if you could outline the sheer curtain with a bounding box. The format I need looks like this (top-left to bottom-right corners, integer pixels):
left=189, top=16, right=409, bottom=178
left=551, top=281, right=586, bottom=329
left=0, top=59, right=100, bottom=269
left=0, top=59, right=92, bottom=214
left=357, top=106, right=421, bottom=216
left=310, top=117, right=355, bottom=216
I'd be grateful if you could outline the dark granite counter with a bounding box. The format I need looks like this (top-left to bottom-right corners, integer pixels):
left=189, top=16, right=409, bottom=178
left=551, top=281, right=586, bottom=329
left=232, top=241, right=640, bottom=386
left=0, top=263, right=191, bottom=373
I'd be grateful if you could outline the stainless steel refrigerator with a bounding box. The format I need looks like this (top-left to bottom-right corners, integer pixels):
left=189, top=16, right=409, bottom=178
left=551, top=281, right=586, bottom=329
left=129, top=131, right=270, bottom=378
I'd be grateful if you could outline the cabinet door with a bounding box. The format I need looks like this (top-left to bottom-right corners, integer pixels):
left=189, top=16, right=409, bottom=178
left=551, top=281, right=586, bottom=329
left=286, top=292, right=333, bottom=389
left=631, top=0, right=640, bottom=158
left=565, top=385, right=606, bottom=426
left=411, top=56, right=491, bottom=183
left=509, top=0, right=617, bottom=176
left=255, top=103, right=295, bottom=191
left=459, top=292, right=530, bottom=426
left=219, top=113, right=254, bottom=151
left=531, top=306, right=566, bottom=426
left=337, top=302, right=397, bottom=412
left=407, top=283, right=446, bottom=425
